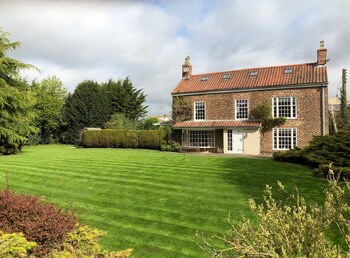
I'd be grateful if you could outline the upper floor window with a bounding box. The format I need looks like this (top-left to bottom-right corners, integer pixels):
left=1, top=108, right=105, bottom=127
left=235, top=99, right=248, bottom=120
left=273, top=128, right=297, bottom=150
left=194, top=101, right=205, bottom=120
left=273, top=97, right=296, bottom=118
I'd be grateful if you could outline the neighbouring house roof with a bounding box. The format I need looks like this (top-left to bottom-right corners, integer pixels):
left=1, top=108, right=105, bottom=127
left=328, top=97, right=350, bottom=105
left=173, top=120, right=261, bottom=129
left=172, top=63, right=328, bottom=95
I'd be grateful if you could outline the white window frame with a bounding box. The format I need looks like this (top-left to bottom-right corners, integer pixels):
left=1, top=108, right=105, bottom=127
left=235, top=99, right=249, bottom=120
left=194, top=101, right=206, bottom=121
left=272, top=97, right=297, bottom=119
left=273, top=128, right=297, bottom=150
left=182, top=130, right=215, bottom=148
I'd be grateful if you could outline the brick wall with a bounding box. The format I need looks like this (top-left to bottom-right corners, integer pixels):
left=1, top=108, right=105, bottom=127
left=174, top=86, right=329, bottom=153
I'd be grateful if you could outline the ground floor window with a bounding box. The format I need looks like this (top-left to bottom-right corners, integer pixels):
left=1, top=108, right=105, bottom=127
left=273, top=128, right=297, bottom=150
left=182, top=130, right=215, bottom=148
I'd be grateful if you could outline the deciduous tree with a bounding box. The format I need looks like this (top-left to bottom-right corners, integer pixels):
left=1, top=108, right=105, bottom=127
left=31, top=76, right=67, bottom=144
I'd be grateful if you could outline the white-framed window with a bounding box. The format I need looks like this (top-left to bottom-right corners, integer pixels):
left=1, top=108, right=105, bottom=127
left=235, top=99, right=249, bottom=120
left=273, top=128, right=297, bottom=150
left=194, top=101, right=205, bottom=120
left=273, top=97, right=296, bottom=118
left=182, top=130, right=215, bottom=148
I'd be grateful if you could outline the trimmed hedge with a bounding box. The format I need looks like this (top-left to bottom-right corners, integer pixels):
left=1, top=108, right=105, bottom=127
left=81, top=129, right=165, bottom=150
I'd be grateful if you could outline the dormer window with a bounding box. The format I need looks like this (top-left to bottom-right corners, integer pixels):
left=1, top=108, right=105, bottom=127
left=284, top=68, right=293, bottom=74
left=201, top=76, right=209, bottom=81
left=250, top=70, right=258, bottom=77
left=223, top=73, right=231, bottom=79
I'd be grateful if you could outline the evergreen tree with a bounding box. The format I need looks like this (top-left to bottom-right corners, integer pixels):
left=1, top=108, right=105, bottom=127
left=102, top=78, right=147, bottom=120
left=0, top=29, right=37, bottom=154
left=61, top=80, right=109, bottom=143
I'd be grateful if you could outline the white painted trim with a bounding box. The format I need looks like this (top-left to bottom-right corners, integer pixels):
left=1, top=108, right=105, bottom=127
left=272, top=128, right=297, bottom=150
left=194, top=101, right=206, bottom=121
left=235, top=99, right=249, bottom=120
left=272, top=96, right=297, bottom=119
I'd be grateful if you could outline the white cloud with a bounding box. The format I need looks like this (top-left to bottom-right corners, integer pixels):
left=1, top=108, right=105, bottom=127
left=1, top=0, right=349, bottom=115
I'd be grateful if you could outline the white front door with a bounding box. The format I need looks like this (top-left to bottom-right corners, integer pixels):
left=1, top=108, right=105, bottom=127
left=227, top=130, right=244, bottom=154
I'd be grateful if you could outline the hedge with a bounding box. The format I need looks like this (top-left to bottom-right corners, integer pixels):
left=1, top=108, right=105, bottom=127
left=81, top=129, right=166, bottom=150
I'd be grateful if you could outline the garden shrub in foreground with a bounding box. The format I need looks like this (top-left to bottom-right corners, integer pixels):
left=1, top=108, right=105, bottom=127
left=0, top=189, right=132, bottom=257
left=198, top=176, right=350, bottom=257
left=0, top=189, right=77, bottom=255
left=0, top=231, right=37, bottom=257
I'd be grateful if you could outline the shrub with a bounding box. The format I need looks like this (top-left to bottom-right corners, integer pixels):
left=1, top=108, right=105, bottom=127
left=0, top=189, right=77, bottom=255
left=314, top=164, right=350, bottom=179
left=81, top=129, right=166, bottom=150
left=0, top=231, right=37, bottom=257
left=160, top=140, right=182, bottom=152
left=198, top=178, right=350, bottom=257
left=273, top=131, right=350, bottom=178
left=50, top=225, right=132, bottom=258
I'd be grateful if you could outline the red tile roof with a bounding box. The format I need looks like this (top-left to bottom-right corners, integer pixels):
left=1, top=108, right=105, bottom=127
left=172, top=63, right=328, bottom=94
left=173, top=120, right=261, bottom=128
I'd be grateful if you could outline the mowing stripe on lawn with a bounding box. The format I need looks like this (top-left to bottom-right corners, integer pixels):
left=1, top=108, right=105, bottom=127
left=0, top=145, right=327, bottom=257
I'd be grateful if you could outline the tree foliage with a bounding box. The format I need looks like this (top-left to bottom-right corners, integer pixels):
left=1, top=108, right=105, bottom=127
left=250, top=101, right=286, bottom=133
left=31, top=75, right=67, bottom=144
left=198, top=177, right=350, bottom=257
left=62, top=80, right=110, bottom=143
left=104, top=113, right=136, bottom=130
left=0, top=29, right=37, bottom=154
left=141, top=116, right=159, bottom=130
left=102, top=78, right=147, bottom=120
left=172, top=96, right=192, bottom=122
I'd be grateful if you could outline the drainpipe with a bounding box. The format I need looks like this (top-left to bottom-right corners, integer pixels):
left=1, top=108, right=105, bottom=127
left=321, top=85, right=325, bottom=135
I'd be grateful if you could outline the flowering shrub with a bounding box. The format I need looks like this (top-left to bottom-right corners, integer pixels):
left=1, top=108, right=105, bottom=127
left=198, top=176, right=350, bottom=257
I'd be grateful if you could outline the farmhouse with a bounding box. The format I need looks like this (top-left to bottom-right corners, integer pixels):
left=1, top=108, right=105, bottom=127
left=172, top=41, right=329, bottom=155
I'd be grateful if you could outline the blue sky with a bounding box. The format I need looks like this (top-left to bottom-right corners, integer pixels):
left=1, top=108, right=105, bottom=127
left=0, top=0, right=349, bottom=115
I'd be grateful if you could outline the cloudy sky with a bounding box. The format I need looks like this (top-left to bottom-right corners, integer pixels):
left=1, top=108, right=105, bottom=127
left=1, top=0, right=349, bottom=115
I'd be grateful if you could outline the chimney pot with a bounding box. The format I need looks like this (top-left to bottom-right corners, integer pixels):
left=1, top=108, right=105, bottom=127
left=317, top=41, right=327, bottom=65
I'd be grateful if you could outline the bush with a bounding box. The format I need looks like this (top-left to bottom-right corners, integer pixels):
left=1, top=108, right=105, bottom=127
left=273, top=131, right=350, bottom=178
left=198, top=179, right=350, bottom=257
left=50, top=225, right=132, bottom=258
left=0, top=231, right=37, bottom=257
left=314, top=164, right=350, bottom=179
left=160, top=140, right=182, bottom=152
left=81, top=129, right=165, bottom=150
left=0, top=189, right=77, bottom=255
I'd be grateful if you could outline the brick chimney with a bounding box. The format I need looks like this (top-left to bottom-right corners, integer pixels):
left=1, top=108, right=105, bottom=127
left=182, top=56, right=192, bottom=79
left=317, top=40, right=327, bottom=65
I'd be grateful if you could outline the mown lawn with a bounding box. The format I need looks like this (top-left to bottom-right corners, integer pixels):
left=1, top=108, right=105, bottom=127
left=0, top=145, right=327, bottom=257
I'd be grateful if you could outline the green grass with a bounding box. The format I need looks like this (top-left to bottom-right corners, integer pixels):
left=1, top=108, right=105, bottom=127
left=0, top=145, right=327, bottom=257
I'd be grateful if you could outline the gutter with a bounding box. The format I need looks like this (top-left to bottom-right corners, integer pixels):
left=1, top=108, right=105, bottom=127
left=172, top=83, right=327, bottom=96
